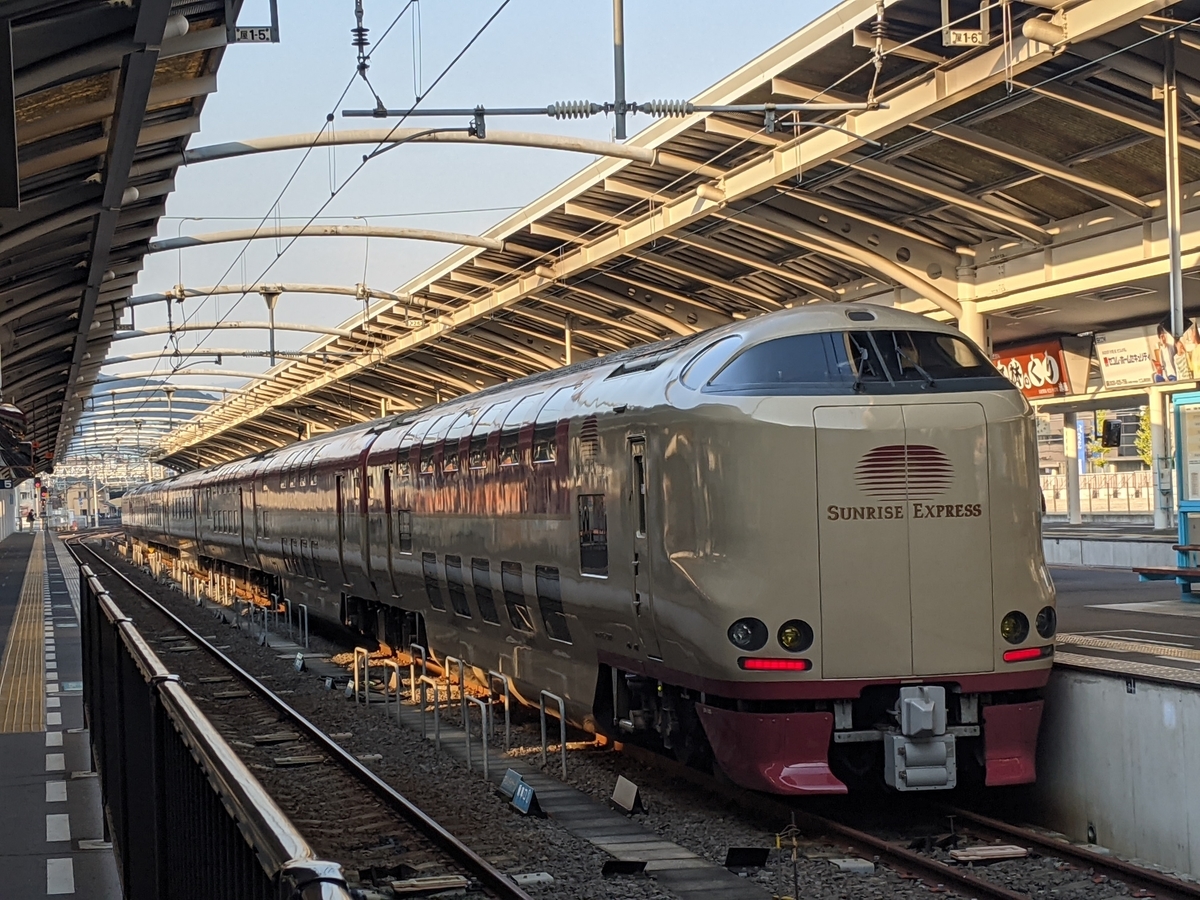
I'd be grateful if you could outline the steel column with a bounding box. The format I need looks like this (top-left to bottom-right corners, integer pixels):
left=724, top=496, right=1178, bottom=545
left=612, top=0, right=627, bottom=141
left=1062, top=412, right=1082, bottom=526
left=0, top=19, right=17, bottom=209
left=1165, top=32, right=1185, bottom=337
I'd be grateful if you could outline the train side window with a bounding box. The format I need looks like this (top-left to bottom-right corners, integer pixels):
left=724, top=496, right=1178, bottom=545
left=500, top=562, right=534, bottom=632
left=498, top=429, right=520, bottom=467
left=397, top=509, right=413, bottom=553
left=468, top=435, right=488, bottom=470
left=578, top=494, right=608, bottom=576
left=419, top=447, right=436, bottom=476
left=470, top=558, right=501, bottom=624
left=444, top=556, right=472, bottom=618
left=397, top=458, right=412, bottom=479
left=300, top=539, right=312, bottom=578
left=422, top=552, right=446, bottom=610
left=532, top=424, right=557, bottom=463
left=535, top=566, right=572, bottom=643
left=443, top=448, right=460, bottom=473
left=680, top=335, right=743, bottom=388
left=311, top=540, right=323, bottom=582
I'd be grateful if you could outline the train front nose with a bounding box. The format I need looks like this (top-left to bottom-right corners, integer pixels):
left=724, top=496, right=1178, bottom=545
left=814, top=401, right=994, bottom=679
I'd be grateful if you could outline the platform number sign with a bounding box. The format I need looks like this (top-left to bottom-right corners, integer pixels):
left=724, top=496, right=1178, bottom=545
left=224, top=0, right=280, bottom=44
left=0, top=479, right=10, bottom=489
left=945, top=29, right=986, bottom=46
left=941, top=0, right=990, bottom=48
left=235, top=26, right=275, bottom=42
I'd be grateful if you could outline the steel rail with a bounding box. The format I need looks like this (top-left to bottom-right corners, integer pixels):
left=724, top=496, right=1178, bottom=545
left=613, top=742, right=1032, bottom=900
left=68, top=539, right=534, bottom=900
left=942, top=806, right=1200, bottom=900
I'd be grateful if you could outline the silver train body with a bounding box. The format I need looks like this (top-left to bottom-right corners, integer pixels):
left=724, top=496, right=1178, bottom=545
left=125, top=303, right=1055, bottom=794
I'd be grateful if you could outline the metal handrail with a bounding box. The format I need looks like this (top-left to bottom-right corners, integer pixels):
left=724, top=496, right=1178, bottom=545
left=74, top=544, right=536, bottom=900
left=409, top=643, right=427, bottom=698
left=79, top=564, right=352, bottom=898
left=465, top=695, right=491, bottom=779
left=443, top=654, right=468, bottom=729
left=353, top=647, right=371, bottom=706
left=488, top=669, right=511, bottom=752
left=379, top=659, right=402, bottom=720
left=539, top=690, right=568, bottom=778
left=418, top=674, right=443, bottom=749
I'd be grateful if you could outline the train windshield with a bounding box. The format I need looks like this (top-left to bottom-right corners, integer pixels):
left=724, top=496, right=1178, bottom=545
left=705, top=330, right=1012, bottom=395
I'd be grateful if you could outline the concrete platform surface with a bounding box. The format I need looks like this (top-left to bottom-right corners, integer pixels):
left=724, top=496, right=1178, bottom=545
left=1053, top=564, right=1200, bottom=685
left=0, top=530, right=120, bottom=898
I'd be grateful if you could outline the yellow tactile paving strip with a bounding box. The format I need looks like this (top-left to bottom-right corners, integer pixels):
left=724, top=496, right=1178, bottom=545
left=0, top=532, right=45, bottom=733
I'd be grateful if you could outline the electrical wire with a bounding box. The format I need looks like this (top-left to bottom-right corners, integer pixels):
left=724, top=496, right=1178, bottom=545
left=152, top=0, right=516, bottom=443
left=108, top=1, right=422, bottom=431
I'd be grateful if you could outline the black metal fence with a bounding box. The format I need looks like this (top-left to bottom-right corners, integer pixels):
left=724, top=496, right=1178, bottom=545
left=80, top=564, right=352, bottom=900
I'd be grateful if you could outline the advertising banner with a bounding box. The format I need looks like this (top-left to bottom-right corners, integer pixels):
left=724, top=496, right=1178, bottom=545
left=992, top=340, right=1072, bottom=399
left=1095, top=321, right=1200, bottom=388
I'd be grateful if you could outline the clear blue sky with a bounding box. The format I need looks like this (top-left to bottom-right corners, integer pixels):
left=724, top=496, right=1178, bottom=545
left=112, top=0, right=830, bottom=417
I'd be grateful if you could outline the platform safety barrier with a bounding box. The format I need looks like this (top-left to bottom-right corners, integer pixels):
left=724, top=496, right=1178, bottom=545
left=79, top=564, right=352, bottom=900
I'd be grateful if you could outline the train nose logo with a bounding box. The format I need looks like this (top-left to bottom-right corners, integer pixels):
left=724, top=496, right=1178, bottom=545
left=855, top=445, right=953, bottom=501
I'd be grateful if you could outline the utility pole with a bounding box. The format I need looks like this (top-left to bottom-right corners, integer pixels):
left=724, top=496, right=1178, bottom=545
left=612, top=0, right=627, bottom=140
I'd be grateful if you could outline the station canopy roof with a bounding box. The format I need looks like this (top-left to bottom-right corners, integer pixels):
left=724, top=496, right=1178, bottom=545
left=156, top=0, right=1198, bottom=470
left=3, top=0, right=238, bottom=475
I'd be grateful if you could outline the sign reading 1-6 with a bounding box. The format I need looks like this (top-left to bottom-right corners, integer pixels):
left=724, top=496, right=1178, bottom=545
left=946, top=29, right=986, bottom=46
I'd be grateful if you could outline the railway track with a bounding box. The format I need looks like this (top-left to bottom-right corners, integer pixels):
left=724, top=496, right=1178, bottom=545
left=69, top=538, right=534, bottom=900
left=612, top=740, right=1200, bottom=900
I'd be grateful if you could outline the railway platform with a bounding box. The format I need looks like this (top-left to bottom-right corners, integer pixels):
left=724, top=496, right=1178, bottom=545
left=1052, top=564, right=1200, bottom=685
left=0, top=530, right=120, bottom=897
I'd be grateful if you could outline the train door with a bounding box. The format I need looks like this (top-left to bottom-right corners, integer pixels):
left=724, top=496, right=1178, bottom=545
left=627, top=438, right=662, bottom=659
left=383, top=468, right=399, bottom=596
left=238, top=486, right=249, bottom=561
left=814, top=406, right=914, bottom=678
left=903, top=403, right=992, bottom=675
left=336, top=473, right=350, bottom=585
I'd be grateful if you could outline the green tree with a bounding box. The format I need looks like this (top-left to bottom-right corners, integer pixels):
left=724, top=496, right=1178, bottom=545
left=1135, top=406, right=1153, bottom=468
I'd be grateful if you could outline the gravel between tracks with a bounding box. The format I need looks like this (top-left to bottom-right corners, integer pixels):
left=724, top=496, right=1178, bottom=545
left=92, top=543, right=1153, bottom=900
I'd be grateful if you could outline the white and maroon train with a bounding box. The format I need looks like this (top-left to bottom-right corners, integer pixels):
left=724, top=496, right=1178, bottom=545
left=125, top=303, right=1056, bottom=793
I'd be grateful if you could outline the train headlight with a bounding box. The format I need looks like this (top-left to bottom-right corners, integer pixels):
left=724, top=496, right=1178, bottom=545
left=1000, top=611, right=1029, bottom=644
left=727, top=617, right=767, bottom=652
left=777, top=619, right=814, bottom=652
left=1035, top=606, right=1057, bottom=639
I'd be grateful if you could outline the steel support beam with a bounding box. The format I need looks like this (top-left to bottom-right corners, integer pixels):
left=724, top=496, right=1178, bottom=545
left=111, top=321, right=355, bottom=341
left=1, top=19, right=17, bottom=210
left=147, top=224, right=504, bottom=254
left=1165, top=32, right=1185, bottom=336
left=157, top=0, right=1169, bottom=460
left=57, top=0, right=174, bottom=463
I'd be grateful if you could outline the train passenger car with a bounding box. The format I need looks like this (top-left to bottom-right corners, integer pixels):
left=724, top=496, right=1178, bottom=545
left=124, top=302, right=1055, bottom=794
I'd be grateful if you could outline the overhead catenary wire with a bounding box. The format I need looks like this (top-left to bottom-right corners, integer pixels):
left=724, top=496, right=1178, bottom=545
left=139, top=0, right=517, bottom=455
left=165, top=3, right=1200, bottom=459
left=107, top=1, right=421, bottom=432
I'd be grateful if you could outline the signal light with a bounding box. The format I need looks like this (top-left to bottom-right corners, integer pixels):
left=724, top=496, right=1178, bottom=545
left=1003, top=646, right=1053, bottom=663
left=738, top=657, right=812, bottom=672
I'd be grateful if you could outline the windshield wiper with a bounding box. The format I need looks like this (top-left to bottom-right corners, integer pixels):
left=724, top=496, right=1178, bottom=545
left=892, top=334, right=936, bottom=389
left=852, top=345, right=869, bottom=393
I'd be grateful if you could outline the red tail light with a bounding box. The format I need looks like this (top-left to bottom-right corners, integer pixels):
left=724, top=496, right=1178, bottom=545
left=1003, top=645, right=1053, bottom=663
left=738, top=657, right=812, bottom=672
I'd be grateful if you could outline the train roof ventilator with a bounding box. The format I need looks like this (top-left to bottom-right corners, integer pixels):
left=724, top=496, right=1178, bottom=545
left=884, top=686, right=957, bottom=791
